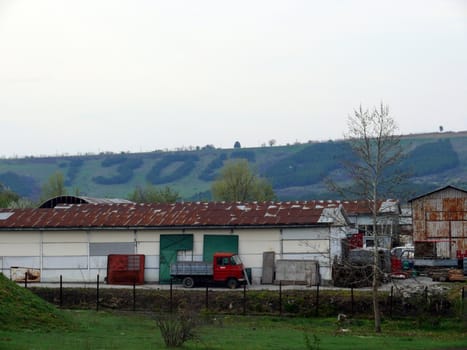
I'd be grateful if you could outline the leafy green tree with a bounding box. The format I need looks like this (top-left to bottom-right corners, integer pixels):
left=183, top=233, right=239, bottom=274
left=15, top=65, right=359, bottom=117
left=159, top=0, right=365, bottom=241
left=211, top=159, right=276, bottom=201
left=128, top=184, right=180, bottom=203
left=7, top=198, right=35, bottom=209
left=0, top=184, right=20, bottom=208
left=40, top=172, right=67, bottom=202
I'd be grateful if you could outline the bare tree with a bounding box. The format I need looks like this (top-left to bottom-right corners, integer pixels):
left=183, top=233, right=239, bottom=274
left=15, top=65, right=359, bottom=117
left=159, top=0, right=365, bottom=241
left=330, top=103, right=405, bottom=333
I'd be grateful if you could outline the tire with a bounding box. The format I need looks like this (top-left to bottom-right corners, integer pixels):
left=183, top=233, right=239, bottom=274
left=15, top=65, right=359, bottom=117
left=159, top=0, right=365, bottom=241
left=226, top=278, right=238, bottom=289
left=182, top=276, right=195, bottom=288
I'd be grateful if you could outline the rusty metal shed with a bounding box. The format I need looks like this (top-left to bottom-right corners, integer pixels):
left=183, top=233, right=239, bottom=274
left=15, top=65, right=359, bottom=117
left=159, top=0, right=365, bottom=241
left=409, top=185, right=467, bottom=259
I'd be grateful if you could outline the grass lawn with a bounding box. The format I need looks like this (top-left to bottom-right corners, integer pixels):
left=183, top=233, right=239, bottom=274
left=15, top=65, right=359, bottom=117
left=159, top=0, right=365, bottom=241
left=0, top=310, right=465, bottom=350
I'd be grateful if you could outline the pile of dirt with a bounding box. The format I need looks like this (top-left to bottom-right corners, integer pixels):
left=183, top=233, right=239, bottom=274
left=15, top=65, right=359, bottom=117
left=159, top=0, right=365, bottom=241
left=0, top=274, right=71, bottom=331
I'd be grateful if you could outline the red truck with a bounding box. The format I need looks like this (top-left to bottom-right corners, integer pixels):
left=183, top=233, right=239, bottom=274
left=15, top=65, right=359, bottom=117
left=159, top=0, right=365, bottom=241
left=170, top=252, right=247, bottom=289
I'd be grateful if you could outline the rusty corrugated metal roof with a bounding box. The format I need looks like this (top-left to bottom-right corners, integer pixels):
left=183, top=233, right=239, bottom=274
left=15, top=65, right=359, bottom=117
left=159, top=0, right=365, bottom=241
left=339, top=199, right=400, bottom=215
left=0, top=201, right=347, bottom=230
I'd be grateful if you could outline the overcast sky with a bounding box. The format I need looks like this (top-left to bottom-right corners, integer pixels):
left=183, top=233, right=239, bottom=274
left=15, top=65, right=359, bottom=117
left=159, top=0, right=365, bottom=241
left=1, top=0, right=466, bottom=157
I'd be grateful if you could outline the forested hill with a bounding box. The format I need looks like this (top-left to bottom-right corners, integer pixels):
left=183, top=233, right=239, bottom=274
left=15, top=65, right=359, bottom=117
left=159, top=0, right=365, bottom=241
left=1, top=131, right=466, bottom=203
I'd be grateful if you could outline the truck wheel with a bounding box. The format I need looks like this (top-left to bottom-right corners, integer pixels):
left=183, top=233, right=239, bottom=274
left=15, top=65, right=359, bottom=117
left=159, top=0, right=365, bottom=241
left=182, top=277, right=195, bottom=288
left=226, top=278, right=238, bottom=289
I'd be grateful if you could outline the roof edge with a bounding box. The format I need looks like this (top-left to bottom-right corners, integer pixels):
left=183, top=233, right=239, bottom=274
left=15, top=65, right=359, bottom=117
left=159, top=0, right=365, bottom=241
left=408, top=185, right=467, bottom=202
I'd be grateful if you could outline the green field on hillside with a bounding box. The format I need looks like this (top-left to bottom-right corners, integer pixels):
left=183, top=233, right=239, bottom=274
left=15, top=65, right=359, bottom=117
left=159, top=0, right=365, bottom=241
left=1, top=132, right=466, bottom=202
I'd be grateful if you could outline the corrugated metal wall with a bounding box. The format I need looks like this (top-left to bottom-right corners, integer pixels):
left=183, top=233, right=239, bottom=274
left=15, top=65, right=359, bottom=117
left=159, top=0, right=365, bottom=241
left=412, top=188, right=467, bottom=258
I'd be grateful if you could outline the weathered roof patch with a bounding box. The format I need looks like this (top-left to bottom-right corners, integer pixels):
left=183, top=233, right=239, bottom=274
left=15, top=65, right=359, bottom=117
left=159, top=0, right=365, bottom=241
left=0, top=201, right=348, bottom=230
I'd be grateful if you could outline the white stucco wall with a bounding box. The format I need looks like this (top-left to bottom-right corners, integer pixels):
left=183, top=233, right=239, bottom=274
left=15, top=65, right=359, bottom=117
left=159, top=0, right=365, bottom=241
left=0, top=225, right=346, bottom=284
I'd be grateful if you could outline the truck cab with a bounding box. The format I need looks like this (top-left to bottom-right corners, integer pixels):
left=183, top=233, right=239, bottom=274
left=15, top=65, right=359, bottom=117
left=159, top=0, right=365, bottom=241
left=213, top=253, right=245, bottom=288
left=390, top=245, right=415, bottom=277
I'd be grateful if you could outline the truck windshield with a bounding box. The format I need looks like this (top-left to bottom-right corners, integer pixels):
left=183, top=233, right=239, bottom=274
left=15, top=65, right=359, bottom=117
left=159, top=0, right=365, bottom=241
left=231, top=255, right=242, bottom=265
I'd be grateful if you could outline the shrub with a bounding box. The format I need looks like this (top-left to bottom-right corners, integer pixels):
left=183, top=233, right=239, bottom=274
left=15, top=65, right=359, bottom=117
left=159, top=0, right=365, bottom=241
left=303, top=333, right=321, bottom=350
left=156, top=311, right=198, bottom=348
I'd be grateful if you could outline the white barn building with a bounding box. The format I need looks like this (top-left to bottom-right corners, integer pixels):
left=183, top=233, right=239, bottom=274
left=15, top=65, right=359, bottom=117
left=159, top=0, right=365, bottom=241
left=0, top=201, right=351, bottom=285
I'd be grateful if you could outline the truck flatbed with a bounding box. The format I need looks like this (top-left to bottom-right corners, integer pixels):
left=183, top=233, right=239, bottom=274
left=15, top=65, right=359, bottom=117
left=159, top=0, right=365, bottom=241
left=170, top=261, right=213, bottom=276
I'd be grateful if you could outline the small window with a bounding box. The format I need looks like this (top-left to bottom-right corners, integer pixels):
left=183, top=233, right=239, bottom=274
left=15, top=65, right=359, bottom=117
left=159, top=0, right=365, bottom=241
left=217, top=257, right=231, bottom=266
left=401, top=250, right=414, bottom=259
left=231, top=255, right=242, bottom=265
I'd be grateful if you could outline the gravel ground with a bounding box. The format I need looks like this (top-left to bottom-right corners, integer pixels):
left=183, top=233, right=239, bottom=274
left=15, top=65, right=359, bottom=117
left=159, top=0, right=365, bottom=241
left=26, top=275, right=445, bottom=292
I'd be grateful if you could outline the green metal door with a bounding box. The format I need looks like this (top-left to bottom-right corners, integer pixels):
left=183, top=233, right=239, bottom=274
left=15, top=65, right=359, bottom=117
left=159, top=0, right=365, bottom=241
left=159, top=234, right=193, bottom=283
left=203, top=235, right=238, bottom=262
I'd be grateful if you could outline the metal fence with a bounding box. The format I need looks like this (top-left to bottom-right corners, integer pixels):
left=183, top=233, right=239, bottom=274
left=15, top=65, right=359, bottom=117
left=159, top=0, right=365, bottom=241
left=23, top=275, right=466, bottom=319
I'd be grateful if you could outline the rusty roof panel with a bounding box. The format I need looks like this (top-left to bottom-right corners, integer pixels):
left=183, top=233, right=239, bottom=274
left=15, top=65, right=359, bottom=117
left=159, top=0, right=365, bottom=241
left=0, top=201, right=349, bottom=230
left=339, top=199, right=399, bottom=215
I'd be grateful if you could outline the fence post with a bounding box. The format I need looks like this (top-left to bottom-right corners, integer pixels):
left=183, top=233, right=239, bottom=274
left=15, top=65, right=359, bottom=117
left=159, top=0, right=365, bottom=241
left=60, top=275, right=63, bottom=308
left=205, top=285, right=209, bottom=311
left=351, top=287, right=354, bottom=316
left=315, top=283, right=320, bottom=317
left=279, top=281, right=282, bottom=316
left=243, top=283, right=247, bottom=315
left=96, top=274, right=100, bottom=312
left=133, top=281, right=136, bottom=312
left=462, top=287, right=465, bottom=317
left=169, top=279, right=173, bottom=313
left=390, top=286, right=393, bottom=318
left=24, top=272, right=27, bottom=289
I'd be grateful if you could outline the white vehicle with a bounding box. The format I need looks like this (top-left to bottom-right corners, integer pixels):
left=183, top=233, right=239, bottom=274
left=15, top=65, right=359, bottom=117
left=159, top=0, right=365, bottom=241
left=391, top=245, right=414, bottom=259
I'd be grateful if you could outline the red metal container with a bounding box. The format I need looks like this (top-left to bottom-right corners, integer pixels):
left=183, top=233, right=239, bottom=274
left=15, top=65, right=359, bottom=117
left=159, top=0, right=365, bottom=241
left=348, top=232, right=364, bottom=249
left=106, top=254, right=145, bottom=285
